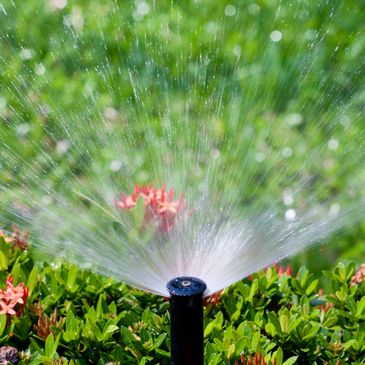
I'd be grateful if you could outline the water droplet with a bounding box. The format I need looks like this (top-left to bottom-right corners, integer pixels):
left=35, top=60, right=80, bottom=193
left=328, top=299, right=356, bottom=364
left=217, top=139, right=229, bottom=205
left=104, top=107, right=118, bottom=121
left=16, top=123, right=31, bottom=137
left=340, top=115, right=351, bottom=128
left=282, top=147, right=293, bottom=158
left=50, top=0, right=67, bottom=10
left=110, top=160, right=122, bottom=172
left=70, top=6, right=84, bottom=32
left=244, top=125, right=254, bottom=137
left=35, top=63, right=46, bottom=76
left=0, top=97, right=6, bottom=109
left=233, top=45, right=241, bottom=57
left=248, top=3, right=260, bottom=15
left=285, top=209, right=296, bottom=221
left=270, top=30, right=282, bottom=42
left=206, top=22, right=219, bottom=34
left=211, top=148, right=220, bottom=160
left=323, top=159, right=334, bottom=170
left=282, top=191, right=294, bottom=206
left=304, top=29, right=317, bottom=41
left=285, top=113, right=302, bottom=126
left=225, top=5, right=236, bottom=17
left=20, top=48, right=34, bottom=61
left=56, top=140, right=70, bottom=155
left=198, top=182, right=209, bottom=192
left=136, top=2, right=150, bottom=16
left=255, top=152, right=266, bottom=162
left=41, top=196, right=53, bottom=206
left=328, top=139, right=339, bottom=150
left=329, top=203, right=340, bottom=216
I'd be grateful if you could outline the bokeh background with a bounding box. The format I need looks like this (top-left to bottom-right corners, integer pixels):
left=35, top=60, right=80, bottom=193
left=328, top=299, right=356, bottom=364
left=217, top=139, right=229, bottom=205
left=1, top=0, right=365, bottom=284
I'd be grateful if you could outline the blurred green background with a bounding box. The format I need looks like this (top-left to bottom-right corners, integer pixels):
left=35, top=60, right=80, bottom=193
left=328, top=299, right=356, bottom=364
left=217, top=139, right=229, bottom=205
left=1, top=0, right=365, bottom=281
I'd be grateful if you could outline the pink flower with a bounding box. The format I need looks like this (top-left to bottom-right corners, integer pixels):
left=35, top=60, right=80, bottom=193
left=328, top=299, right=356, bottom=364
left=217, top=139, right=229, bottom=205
left=0, top=275, right=28, bottom=322
left=351, top=263, right=365, bottom=287
left=0, top=225, right=28, bottom=250
left=114, top=194, right=138, bottom=209
left=0, top=301, right=17, bottom=316
left=114, top=184, right=186, bottom=233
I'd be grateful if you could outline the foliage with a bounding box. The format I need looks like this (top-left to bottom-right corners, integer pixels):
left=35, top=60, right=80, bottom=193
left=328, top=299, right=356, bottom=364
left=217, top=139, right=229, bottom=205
left=0, top=231, right=363, bottom=363
left=0, top=2, right=365, bottom=362
left=0, top=0, right=365, bottom=274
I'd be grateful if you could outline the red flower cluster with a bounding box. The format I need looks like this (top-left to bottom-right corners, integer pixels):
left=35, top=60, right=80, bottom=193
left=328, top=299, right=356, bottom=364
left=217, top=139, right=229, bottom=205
left=204, top=290, right=223, bottom=309
left=0, top=275, right=28, bottom=321
left=351, top=263, right=365, bottom=287
left=0, top=225, right=28, bottom=251
left=114, top=184, right=185, bottom=232
left=273, top=263, right=293, bottom=277
left=33, top=302, right=63, bottom=339
left=247, top=264, right=293, bottom=281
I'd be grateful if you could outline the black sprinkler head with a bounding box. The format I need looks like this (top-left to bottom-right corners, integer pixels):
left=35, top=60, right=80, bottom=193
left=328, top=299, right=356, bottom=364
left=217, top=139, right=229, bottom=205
left=167, top=276, right=207, bottom=297
left=167, top=277, right=207, bottom=365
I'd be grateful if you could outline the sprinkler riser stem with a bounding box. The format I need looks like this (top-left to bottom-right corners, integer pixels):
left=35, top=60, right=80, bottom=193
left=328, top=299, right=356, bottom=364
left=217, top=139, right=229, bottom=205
left=167, top=277, right=207, bottom=365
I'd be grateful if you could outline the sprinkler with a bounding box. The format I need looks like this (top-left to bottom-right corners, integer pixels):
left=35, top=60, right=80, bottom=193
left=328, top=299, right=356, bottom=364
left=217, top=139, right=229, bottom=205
left=167, top=276, right=207, bottom=365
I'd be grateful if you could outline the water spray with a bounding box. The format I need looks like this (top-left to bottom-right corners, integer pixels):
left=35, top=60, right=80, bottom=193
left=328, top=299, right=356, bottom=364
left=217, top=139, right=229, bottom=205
left=167, top=276, right=207, bottom=365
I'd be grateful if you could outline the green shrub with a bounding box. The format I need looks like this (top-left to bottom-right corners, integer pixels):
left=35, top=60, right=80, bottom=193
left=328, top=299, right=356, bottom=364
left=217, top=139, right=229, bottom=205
left=0, top=229, right=364, bottom=364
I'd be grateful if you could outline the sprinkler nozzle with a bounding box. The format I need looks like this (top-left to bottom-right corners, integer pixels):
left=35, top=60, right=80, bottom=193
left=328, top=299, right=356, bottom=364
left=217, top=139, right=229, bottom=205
left=167, top=277, right=207, bottom=365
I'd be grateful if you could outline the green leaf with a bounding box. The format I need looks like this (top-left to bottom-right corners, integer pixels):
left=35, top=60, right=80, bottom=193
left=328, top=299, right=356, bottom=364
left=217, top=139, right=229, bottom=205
left=275, top=347, right=283, bottom=365
left=0, top=252, right=8, bottom=271
left=282, top=356, right=298, bottom=365
left=155, top=349, right=170, bottom=358
left=305, top=279, right=318, bottom=296
left=265, top=322, right=277, bottom=337
left=27, top=266, right=39, bottom=296
left=343, top=339, right=356, bottom=351
left=204, top=321, right=215, bottom=337
left=152, top=333, right=167, bottom=350
left=112, top=221, right=125, bottom=237
left=302, top=325, right=320, bottom=341
left=104, top=324, right=119, bottom=336
left=63, top=311, right=79, bottom=342
left=267, top=312, right=282, bottom=335
left=45, top=333, right=60, bottom=358
left=227, top=343, right=235, bottom=359
left=288, top=317, right=302, bottom=332
left=337, top=263, right=347, bottom=282
left=0, top=315, right=7, bottom=337
left=251, top=331, right=260, bottom=351
left=297, top=266, right=309, bottom=287
left=248, top=279, right=258, bottom=302
left=67, top=265, right=78, bottom=292
left=30, top=338, right=44, bottom=355
left=279, top=312, right=289, bottom=334
left=356, top=296, right=365, bottom=318
left=322, top=316, right=338, bottom=328
left=121, top=326, right=136, bottom=344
